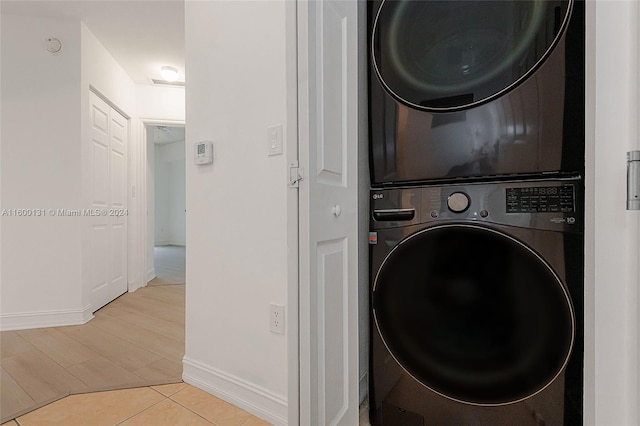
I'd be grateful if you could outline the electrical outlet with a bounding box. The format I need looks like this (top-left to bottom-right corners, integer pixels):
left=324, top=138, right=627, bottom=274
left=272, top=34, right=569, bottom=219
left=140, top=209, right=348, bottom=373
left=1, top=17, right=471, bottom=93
left=270, top=303, right=285, bottom=334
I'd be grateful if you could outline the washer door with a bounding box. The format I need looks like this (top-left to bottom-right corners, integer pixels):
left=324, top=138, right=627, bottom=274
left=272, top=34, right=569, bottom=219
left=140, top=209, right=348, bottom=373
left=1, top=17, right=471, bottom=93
left=372, top=225, right=574, bottom=405
left=371, top=0, right=572, bottom=111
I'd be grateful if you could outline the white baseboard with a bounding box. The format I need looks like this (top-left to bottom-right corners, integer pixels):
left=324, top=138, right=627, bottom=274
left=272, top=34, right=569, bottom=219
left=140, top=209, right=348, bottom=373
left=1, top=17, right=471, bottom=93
left=146, top=269, right=156, bottom=283
left=128, top=280, right=144, bottom=292
left=182, top=356, right=288, bottom=426
left=0, top=304, right=93, bottom=331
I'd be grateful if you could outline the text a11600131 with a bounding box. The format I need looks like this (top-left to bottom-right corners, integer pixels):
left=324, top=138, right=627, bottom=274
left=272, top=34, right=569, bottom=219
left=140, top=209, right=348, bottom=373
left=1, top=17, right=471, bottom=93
left=0, top=208, right=128, bottom=217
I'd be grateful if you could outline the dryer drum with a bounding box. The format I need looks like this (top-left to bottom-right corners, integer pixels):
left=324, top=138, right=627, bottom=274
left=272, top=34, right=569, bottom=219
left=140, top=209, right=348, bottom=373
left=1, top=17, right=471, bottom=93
left=372, top=224, right=575, bottom=406
left=371, top=0, right=573, bottom=111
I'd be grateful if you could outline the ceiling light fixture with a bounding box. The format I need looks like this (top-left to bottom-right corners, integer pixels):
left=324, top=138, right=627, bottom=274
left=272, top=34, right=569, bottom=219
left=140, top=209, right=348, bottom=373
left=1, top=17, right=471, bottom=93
left=160, top=66, right=179, bottom=82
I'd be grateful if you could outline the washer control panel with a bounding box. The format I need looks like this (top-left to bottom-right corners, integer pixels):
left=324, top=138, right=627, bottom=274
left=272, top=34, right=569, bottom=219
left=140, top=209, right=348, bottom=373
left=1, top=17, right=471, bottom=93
left=506, top=186, right=575, bottom=213
left=371, top=178, right=582, bottom=232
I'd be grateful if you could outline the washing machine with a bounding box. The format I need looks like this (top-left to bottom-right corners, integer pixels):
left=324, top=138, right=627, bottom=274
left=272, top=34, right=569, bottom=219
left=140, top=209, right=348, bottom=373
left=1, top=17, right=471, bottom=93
left=369, top=0, right=585, bottom=185
left=369, top=178, right=584, bottom=425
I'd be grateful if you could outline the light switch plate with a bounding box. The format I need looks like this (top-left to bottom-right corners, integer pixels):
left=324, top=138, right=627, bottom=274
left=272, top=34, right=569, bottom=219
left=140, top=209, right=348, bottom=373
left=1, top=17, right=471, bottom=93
left=267, top=125, right=283, bottom=156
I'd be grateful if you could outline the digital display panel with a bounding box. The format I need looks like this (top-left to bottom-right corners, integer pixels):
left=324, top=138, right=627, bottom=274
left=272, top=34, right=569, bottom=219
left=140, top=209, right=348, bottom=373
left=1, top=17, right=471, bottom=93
left=506, top=185, right=574, bottom=213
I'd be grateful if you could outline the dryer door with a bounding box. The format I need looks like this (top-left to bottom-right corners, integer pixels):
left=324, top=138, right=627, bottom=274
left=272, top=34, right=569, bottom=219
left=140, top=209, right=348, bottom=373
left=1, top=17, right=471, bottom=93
left=372, top=224, right=574, bottom=405
left=371, top=0, right=572, bottom=111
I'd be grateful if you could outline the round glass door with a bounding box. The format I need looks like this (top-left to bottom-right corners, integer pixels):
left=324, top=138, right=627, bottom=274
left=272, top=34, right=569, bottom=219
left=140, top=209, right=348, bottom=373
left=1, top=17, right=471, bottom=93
left=371, top=0, right=572, bottom=111
left=372, top=225, right=574, bottom=405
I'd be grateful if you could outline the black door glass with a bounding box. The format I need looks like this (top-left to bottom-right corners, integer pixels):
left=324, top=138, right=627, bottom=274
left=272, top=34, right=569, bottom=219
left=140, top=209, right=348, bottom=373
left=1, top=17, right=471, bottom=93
left=373, top=225, right=574, bottom=405
left=372, top=0, right=572, bottom=111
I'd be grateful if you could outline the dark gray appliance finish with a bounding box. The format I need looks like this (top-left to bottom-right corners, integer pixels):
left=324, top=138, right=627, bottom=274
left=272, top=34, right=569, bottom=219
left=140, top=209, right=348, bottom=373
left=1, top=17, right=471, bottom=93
left=368, top=179, right=584, bottom=425
left=368, top=0, right=585, bottom=185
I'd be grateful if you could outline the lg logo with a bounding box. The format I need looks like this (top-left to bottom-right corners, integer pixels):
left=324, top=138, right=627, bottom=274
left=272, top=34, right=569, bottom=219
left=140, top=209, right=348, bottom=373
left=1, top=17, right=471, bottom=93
left=372, top=194, right=384, bottom=200
left=567, top=217, right=576, bottom=224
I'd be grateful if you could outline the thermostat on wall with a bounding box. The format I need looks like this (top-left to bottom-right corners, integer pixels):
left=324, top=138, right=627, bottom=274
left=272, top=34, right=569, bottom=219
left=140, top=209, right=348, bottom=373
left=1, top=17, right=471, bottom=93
left=194, top=141, right=213, bottom=165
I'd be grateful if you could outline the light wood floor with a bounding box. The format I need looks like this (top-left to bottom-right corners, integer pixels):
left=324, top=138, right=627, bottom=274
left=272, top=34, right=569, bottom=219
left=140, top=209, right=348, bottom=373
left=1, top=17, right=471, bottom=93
left=0, top=284, right=185, bottom=423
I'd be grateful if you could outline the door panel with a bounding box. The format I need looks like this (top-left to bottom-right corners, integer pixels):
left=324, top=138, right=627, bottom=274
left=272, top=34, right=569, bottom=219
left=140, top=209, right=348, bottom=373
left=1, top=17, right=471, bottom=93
left=91, top=115, right=109, bottom=206
left=299, top=0, right=359, bottom=424
left=111, top=116, right=126, bottom=149
left=317, top=3, right=347, bottom=186
left=89, top=91, right=128, bottom=311
left=111, top=112, right=127, bottom=209
left=316, top=239, right=348, bottom=425
left=92, top=104, right=109, bottom=134
left=91, top=225, right=108, bottom=293
left=110, top=223, right=126, bottom=285
left=110, top=151, right=126, bottom=207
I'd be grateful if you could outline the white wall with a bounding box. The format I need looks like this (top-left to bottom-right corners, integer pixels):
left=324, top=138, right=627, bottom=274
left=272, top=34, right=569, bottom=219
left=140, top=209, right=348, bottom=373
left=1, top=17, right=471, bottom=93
left=80, top=23, right=140, bottom=305
left=0, top=11, right=3, bottom=315
left=184, top=1, right=291, bottom=424
left=154, top=144, right=169, bottom=245
left=146, top=134, right=156, bottom=282
left=136, top=85, right=185, bottom=122
left=0, top=14, right=87, bottom=329
left=154, top=140, right=186, bottom=246
left=0, top=12, right=185, bottom=327
left=586, top=1, right=640, bottom=424
left=80, top=24, right=135, bottom=114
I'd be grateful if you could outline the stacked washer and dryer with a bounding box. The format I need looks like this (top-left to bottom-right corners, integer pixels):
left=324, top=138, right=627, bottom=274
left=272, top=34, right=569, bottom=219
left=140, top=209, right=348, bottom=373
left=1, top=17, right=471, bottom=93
left=367, top=1, right=585, bottom=425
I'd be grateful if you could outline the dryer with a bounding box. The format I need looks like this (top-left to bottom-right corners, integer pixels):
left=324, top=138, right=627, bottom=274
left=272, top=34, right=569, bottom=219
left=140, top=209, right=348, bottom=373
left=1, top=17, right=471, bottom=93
left=369, top=178, right=584, bottom=425
left=369, top=0, right=585, bottom=185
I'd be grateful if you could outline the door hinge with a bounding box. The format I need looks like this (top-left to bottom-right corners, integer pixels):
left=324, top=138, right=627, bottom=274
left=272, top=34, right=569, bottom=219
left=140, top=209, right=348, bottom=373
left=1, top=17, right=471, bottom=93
left=289, top=162, right=304, bottom=188
left=627, top=150, right=640, bottom=210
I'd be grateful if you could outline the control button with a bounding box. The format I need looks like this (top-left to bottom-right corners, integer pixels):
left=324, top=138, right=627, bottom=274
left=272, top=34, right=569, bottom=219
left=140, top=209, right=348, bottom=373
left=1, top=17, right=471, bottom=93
left=480, top=210, right=489, bottom=218
left=447, top=192, right=470, bottom=213
left=430, top=210, right=439, bottom=218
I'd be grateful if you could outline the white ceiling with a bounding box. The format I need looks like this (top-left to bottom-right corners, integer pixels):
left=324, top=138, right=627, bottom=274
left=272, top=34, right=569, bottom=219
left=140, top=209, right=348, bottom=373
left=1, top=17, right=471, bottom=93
left=151, top=125, right=185, bottom=144
left=1, top=0, right=185, bottom=85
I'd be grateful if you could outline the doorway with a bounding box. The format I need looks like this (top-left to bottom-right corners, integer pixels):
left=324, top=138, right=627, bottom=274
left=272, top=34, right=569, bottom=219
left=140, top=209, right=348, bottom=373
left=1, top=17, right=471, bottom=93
left=146, top=125, right=186, bottom=287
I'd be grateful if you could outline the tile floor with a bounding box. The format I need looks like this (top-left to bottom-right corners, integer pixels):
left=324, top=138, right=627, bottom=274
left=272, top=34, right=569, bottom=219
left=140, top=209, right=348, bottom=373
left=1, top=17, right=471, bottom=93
left=0, top=382, right=271, bottom=426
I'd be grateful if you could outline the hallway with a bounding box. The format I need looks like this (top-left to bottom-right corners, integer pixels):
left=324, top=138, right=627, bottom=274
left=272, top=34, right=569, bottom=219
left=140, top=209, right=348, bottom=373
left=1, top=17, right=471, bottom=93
left=149, top=245, right=186, bottom=286
left=0, top=284, right=185, bottom=423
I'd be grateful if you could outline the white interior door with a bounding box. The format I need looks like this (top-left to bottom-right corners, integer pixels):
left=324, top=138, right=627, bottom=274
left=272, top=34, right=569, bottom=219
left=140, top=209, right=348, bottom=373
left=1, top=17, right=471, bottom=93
left=89, top=91, right=128, bottom=312
left=587, top=2, right=640, bottom=423
left=298, top=0, right=359, bottom=424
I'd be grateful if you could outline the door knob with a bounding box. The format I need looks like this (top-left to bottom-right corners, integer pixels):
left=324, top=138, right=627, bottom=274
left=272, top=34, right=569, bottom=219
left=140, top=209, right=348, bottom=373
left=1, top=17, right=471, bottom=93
left=332, top=204, right=342, bottom=217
